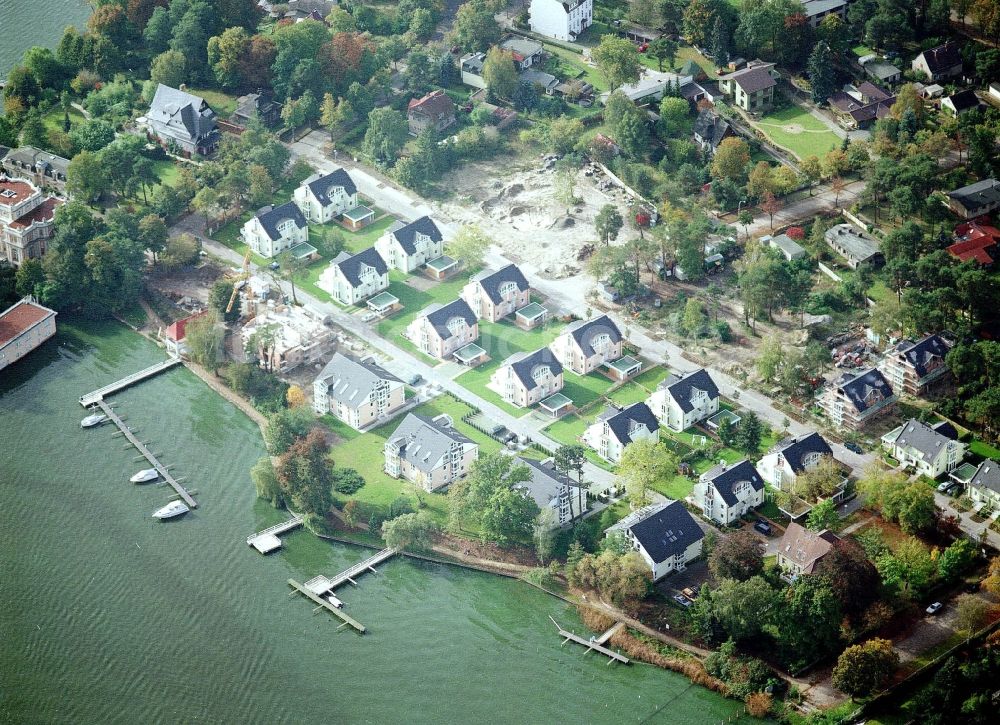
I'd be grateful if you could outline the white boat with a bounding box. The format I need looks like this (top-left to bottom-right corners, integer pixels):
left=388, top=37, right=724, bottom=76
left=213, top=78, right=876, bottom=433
left=130, top=468, right=159, bottom=483
left=327, top=594, right=343, bottom=609
left=152, top=501, right=189, bottom=520
left=81, top=413, right=108, bottom=428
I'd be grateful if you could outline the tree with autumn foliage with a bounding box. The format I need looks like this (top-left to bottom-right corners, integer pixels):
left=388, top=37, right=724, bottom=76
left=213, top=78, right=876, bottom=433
left=814, top=539, right=880, bottom=618
left=275, top=429, right=334, bottom=517
left=709, top=529, right=765, bottom=581
left=832, top=638, right=898, bottom=699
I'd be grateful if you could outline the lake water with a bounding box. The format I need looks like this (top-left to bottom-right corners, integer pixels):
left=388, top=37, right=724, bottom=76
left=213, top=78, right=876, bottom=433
left=0, top=0, right=92, bottom=78
left=0, top=320, right=762, bottom=723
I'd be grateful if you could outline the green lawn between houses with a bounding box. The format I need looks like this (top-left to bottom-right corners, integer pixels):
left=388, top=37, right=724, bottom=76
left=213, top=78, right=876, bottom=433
left=187, top=87, right=239, bottom=117
left=375, top=270, right=476, bottom=349
left=753, top=106, right=841, bottom=160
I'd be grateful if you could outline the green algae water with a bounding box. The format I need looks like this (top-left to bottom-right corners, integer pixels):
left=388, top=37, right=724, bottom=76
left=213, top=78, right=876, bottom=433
left=0, top=320, right=764, bottom=724
left=0, top=0, right=92, bottom=79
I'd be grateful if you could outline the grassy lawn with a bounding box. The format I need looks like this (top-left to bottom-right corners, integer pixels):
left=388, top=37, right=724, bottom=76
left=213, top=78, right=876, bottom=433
left=324, top=394, right=502, bottom=524
left=544, top=45, right=608, bottom=93
left=970, top=439, right=1000, bottom=460
left=149, top=158, right=181, bottom=188
left=607, top=381, right=652, bottom=406
left=754, top=106, right=841, bottom=160
left=188, top=87, right=239, bottom=116
left=675, top=45, right=719, bottom=77
left=631, top=365, right=670, bottom=392
left=376, top=270, right=474, bottom=345
left=650, top=472, right=696, bottom=501
left=42, top=106, right=86, bottom=134
left=332, top=215, right=397, bottom=253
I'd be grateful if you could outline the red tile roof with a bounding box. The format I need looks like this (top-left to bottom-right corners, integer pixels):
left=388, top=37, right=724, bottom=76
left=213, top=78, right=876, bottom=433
left=8, top=197, right=62, bottom=229
left=165, top=310, right=208, bottom=342
left=949, top=221, right=1000, bottom=265
left=0, top=178, right=35, bottom=206
left=407, top=90, right=455, bottom=121
left=0, top=300, right=55, bottom=346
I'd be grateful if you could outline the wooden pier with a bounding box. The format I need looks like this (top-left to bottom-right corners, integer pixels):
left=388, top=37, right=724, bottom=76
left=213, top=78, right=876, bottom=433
left=95, top=400, right=197, bottom=509
left=550, top=617, right=630, bottom=665
left=287, top=579, right=367, bottom=633
left=79, top=357, right=181, bottom=406
left=246, top=514, right=304, bottom=554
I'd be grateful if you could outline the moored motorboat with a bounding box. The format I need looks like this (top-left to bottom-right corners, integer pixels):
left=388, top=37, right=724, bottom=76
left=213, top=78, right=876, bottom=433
left=81, top=413, right=108, bottom=428
left=152, top=501, right=189, bottom=520
left=130, top=468, right=159, bottom=483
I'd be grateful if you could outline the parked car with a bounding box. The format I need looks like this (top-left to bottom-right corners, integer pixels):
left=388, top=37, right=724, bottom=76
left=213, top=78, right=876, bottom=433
left=937, top=480, right=954, bottom=492
left=844, top=441, right=864, bottom=454
left=754, top=520, right=772, bottom=535
left=269, top=261, right=280, bottom=270
left=926, top=601, right=943, bottom=615
left=681, top=587, right=698, bottom=600
left=672, top=594, right=693, bottom=608
left=408, top=373, right=423, bottom=386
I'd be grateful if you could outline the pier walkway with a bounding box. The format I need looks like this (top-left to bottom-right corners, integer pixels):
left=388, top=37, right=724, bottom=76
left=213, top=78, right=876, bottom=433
left=550, top=617, right=630, bottom=665
left=79, top=357, right=181, bottom=406
left=247, top=515, right=304, bottom=554
left=96, top=400, right=197, bottom=509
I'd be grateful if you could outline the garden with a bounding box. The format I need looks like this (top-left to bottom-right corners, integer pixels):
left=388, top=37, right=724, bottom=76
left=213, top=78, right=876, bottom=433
left=752, top=105, right=841, bottom=160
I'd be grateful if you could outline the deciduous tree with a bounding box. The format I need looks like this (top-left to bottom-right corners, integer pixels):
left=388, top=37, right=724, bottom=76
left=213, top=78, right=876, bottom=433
left=592, top=35, right=642, bottom=91
left=709, top=529, right=765, bottom=581
left=832, top=638, right=898, bottom=698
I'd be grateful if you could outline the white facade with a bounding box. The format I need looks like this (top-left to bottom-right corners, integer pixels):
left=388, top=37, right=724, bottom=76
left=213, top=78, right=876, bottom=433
left=241, top=215, right=309, bottom=259
left=529, top=0, right=592, bottom=42
left=692, top=462, right=766, bottom=526
left=293, top=176, right=358, bottom=223
left=582, top=418, right=658, bottom=464
left=375, top=229, right=444, bottom=273
left=317, top=255, right=389, bottom=306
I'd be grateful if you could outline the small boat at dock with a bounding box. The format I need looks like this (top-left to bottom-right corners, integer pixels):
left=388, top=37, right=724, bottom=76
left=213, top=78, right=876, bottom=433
left=81, top=413, right=108, bottom=428
left=327, top=594, right=343, bottom=609
left=152, top=501, right=189, bottom=520
left=130, top=468, right=159, bottom=483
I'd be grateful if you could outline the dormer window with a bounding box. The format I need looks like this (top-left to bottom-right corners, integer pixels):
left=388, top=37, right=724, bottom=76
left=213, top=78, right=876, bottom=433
left=446, top=316, right=466, bottom=337
left=802, top=452, right=820, bottom=468
left=532, top=366, right=550, bottom=382
left=592, top=333, right=611, bottom=352
left=499, top=281, right=518, bottom=298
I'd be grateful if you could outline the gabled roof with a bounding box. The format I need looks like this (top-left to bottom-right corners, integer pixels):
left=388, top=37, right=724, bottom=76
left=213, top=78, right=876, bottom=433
left=470, top=264, right=530, bottom=304
left=719, top=64, right=775, bottom=94
left=408, top=90, right=455, bottom=121
left=778, top=522, right=839, bottom=574
left=253, top=202, right=307, bottom=241
left=884, top=418, right=956, bottom=461
left=305, top=168, right=357, bottom=203
left=598, top=402, right=659, bottom=446
left=701, top=459, right=765, bottom=506
left=945, top=89, right=981, bottom=112
left=825, top=223, right=881, bottom=262
left=500, top=36, right=543, bottom=62
left=658, top=368, right=720, bottom=413
left=148, top=84, right=217, bottom=143
left=331, top=246, right=388, bottom=288
left=420, top=298, right=477, bottom=340
left=949, top=222, right=1000, bottom=265
left=770, top=432, right=834, bottom=473
left=3, top=145, right=69, bottom=176
left=164, top=310, right=208, bottom=343
left=389, top=215, right=442, bottom=254
left=916, top=42, right=962, bottom=74
left=607, top=500, right=703, bottom=564
left=520, top=457, right=583, bottom=511
left=387, top=413, right=475, bottom=474
left=947, top=178, right=1000, bottom=212
left=768, top=233, right=806, bottom=259
left=692, top=109, right=731, bottom=149
left=856, top=81, right=891, bottom=102
left=892, top=334, right=952, bottom=378
left=562, top=315, right=622, bottom=356
left=315, top=352, right=400, bottom=406
left=501, top=347, right=563, bottom=391
left=969, top=459, right=1000, bottom=495
left=834, top=368, right=894, bottom=413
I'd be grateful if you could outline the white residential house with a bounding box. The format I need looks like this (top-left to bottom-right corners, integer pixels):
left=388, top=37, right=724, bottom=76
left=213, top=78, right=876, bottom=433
left=293, top=169, right=359, bottom=223
left=405, top=298, right=480, bottom=361
left=647, top=368, right=720, bottom=432
left=582, top=402, right=659, bottom=464
left=488, top=347, right=564, bottom=408
left=756, top=432, right=849, bottom=506
left=519, top=457, right=589, bottom=529
left=550, top=315, right=623, bottom=375
left=241, top=202, right=309, bottom=259
left=461, top=264, right=531, bottom=323
left=693, top=459, right=766, bottom=526
left=820, top=368, right=897, bottom=431
left=375, top=216, right=444, bottom=272
left=312, top=353, right=406, bottom=430
left=605, top=501, right=704, bottom=581
left=383, top=413, right=479, bottom=491
left=967, top=460, right=1000, bottom=511
left=317, top=247, right=389, bottom=305
left=529, top=0, right=593, bottom=42
left=881, top=419, right=966, bottom=479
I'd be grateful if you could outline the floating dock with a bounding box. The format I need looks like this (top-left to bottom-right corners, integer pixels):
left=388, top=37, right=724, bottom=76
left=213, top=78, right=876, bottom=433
left=288, top=548, right=398, bottom=633
left=95, top=400, right=197, bottom=509
left=550, top=617, right=630, bottom=665
left=247, top=514, right=305, bottom=554
left=79, top=358, right=181, bottom=407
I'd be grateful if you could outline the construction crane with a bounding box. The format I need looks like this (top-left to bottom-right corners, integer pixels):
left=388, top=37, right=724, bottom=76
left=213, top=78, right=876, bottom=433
left=226, top=250, right=253, bottom=314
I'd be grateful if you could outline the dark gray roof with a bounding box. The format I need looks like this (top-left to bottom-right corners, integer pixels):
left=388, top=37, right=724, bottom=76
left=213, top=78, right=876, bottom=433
left=947, top=178, right=1000, bottom=211
left=148, top=84, right=218, bottom=144
left=331, top=246, right=388, bottom=288
left=917, top=42, right=962, bottom=75
left=772, top=432, right=833, bottom=473
left=520, top=457, right=583, bottom=510
left=254, top=202, right=307, bottom=241
left=3, top=145, right=70, bottom=176
left=315, top=353, right=400, bottom=406
left=835, top=368, right=894, bottom=413
left=894, top=334, right=951, bottom=378
left=701, top=459, right=765, bottom=506
left=970, top=459, right=1000, bottom=495
left=608, top=500, right=703, bottom=564
left=390, top=215, right=442, bottom=255
left=825, top=223, right=881, bottom=262
left=0, top=146, right=8, bottom=162
left=692, top=109, right=731, bottom=150
left=723, top=66, right=775, bottom=94
left=564, top=315, right=622, bottom=356
left=387, top=413, right=475, bottom=474
left=503, top=347, right=563, bottom=391
left=471, top=264, right=530, bottom=305
left=599, top=402, right=659, bottom=446
left=887, top=418, right=954, bottom=461
left=422, top=298, right=477, bottom=340
left=306, top=169, right=357, bottom=202
left=659, top=368, right=720, bottom=413
left=946, top=89, right=980, bottom=112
